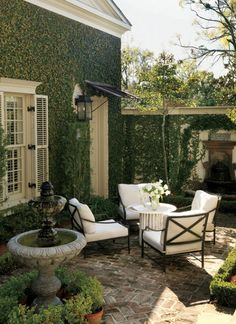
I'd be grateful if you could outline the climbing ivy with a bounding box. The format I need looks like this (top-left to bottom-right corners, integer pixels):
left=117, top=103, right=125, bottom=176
left=0, top=0, right=122, bottom=199
left=121, top=113, right=236, bottom=193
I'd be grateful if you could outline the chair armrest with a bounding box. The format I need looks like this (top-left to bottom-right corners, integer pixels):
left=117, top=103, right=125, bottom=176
left=118, top=193, right=127, bottom=221
left=176, top=205, right=191, bottom=211
left=97, top=220, right=117, bottom=224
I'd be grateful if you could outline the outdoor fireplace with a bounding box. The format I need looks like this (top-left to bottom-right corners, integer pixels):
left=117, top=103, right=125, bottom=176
left=203, top=140, right=236, bottom=194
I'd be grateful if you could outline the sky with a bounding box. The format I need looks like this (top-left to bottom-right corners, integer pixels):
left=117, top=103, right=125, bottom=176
left=114, top=0, right=226, bottom=77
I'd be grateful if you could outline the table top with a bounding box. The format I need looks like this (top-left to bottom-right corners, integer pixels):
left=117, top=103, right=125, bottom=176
left=129, top=203, right=176, bottom=214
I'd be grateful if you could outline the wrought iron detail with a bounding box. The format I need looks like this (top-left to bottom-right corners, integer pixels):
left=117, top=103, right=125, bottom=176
left=27, top=106, right=35, bottom=112
left=28, top=144, right=36, bottom=150
left=28, top=182, right=36, bottom=188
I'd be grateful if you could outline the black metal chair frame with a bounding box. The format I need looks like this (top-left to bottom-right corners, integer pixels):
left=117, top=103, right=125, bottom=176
left=177, top=193, right=221, bottom=244
left=118, top=191, right=140, bottom=225
left=141, top=211, right=209, bottom=272
left=68, top=202, right=130, bottom=257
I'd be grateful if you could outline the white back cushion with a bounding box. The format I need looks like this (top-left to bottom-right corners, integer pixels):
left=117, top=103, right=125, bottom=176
left=118, top=183, right=148, bottom=207
left=69, top=198, right=95, bottom=234
left=191, top=190, right=219, bottom=225
left=165, top=214, right=206, bottom=254
left=78, top=204, right=96, bottom=234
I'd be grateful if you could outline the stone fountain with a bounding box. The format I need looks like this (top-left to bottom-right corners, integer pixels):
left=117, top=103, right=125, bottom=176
left=7, top=182, right=86, bottom=308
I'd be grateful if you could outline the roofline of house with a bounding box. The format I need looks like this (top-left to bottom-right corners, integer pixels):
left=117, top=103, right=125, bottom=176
left=109, top=0, right=132, bottom=27
left=24, top=0, right=131, bottom=38
left=122, top=106, right=235, bottom=116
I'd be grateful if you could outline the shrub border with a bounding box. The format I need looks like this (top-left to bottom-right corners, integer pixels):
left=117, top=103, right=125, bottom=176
left=210, top=245, right=236, bottom=307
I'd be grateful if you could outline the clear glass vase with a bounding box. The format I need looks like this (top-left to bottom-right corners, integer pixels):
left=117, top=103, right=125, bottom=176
left=151, top=197, right=159, bottom=210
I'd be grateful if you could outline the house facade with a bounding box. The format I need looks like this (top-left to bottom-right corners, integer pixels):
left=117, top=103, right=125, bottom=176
left=0, top=0, right=131, bottom=209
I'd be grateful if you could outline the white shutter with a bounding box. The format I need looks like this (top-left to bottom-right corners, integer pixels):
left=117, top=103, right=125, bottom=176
left=34, top=95, right=49, bottom=194
left=0, top=93, right=6, bottom=203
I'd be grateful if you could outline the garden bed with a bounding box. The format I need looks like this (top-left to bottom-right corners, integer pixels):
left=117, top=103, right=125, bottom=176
left=0, top=267, right=104, bottom=323
left=210, top=245, right=236, bottom=307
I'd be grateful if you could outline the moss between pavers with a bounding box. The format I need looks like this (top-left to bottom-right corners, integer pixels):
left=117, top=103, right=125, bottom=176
left=210, top=245, right=236, bottom=307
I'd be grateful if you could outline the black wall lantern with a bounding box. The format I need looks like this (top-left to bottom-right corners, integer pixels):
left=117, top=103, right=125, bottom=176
left=74, top=95, right=93, bottom=121
left=74, top=81, right=138, bottom=122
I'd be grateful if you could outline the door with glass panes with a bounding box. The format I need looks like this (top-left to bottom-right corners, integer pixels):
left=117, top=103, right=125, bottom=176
left=0, top=92, right=48, bottom=207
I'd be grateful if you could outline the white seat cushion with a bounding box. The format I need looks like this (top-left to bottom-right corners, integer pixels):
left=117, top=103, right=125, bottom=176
left=143, top=229, right=202, bottom=255
left=191, top=190, right=219, bottom=231
left=85, top=220, right=128, bottom=242
left=143, top=230, right=164, bottom=252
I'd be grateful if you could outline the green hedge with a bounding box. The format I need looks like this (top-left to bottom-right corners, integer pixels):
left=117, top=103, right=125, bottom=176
left=0, top=204, right=41, bottom=243
left=0, top=267, right=103, bottom=323
left=0, top=252, right=17, bottom=275
left=210, top=245, right=236, bottom=307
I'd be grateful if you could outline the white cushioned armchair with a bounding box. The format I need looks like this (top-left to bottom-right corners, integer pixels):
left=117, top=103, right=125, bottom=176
left=118, top=183, right=149, bottom=223
left=68, top=198, right=130, bottom=256
left=141, top=210, right=209, bottom=271
left=178, top=190, right=221, bottom=244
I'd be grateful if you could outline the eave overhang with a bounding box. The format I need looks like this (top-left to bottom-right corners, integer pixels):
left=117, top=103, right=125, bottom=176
left=24, top=0, right=131, bottom=38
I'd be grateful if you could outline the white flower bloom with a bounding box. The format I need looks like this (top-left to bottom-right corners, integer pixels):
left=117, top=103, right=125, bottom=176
left=145, top=184, right=152, bottom=191
left=142, top=181, right=171, bottom=201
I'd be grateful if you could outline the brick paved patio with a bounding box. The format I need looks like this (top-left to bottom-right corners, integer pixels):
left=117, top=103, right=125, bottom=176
left=66, top=212, right=236, bottom=324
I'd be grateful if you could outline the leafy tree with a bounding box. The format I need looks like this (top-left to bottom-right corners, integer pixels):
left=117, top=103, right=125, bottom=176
left=179, top=0, right=236, bottom=121
left=179, top=0, right=236, bottom=63
left=121, top=47, right=155, bottom=91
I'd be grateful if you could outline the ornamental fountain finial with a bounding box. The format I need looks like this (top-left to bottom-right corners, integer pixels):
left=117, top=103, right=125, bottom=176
left=7, top=181, right=86, bottom=308
left=28, top=181, right=66, bottom=247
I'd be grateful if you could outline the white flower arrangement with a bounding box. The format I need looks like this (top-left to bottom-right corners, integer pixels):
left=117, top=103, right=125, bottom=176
left=142, top=180, right=171, bottom=202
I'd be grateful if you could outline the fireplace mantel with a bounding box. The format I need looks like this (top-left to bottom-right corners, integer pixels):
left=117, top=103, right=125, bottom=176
left=203, top=140, right=236, bottom=151
left=203, top=140, right=236, bottom=181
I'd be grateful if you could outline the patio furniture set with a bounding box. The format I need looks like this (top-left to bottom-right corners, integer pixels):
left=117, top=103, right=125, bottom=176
left=68, top=184, right=221, bottom=271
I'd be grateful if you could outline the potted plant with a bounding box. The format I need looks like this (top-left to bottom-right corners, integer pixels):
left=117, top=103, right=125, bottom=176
left=57, top=268, right=104, bottom=324
left=0, top=267, right=104, bottom=323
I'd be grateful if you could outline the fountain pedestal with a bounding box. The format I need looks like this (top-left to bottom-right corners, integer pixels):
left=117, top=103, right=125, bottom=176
left=7, top=228, right=86, bottom=308
left=7, top=182, right=87, bottom=308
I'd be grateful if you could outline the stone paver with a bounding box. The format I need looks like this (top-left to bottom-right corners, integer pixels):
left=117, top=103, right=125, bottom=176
left=1, top=212, right=235, bottom=323
left=65, top=212, right=236, bottom=323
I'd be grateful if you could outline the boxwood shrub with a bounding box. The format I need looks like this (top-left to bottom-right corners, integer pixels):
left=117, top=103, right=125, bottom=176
left=0, top=267, right=103, bottom=323
left=210, top=245, right=236, bottom=307
left=0, top=252, right=18, bottom=275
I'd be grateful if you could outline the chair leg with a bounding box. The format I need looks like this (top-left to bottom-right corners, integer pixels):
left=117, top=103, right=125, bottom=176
left=201, top=249, right=204, bottom=269
left=213, top=228, right=216, bottom=245
left=141, top=238, right=144, bottom=258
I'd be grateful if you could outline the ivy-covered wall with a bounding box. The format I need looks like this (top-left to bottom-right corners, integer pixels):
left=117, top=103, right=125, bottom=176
left=0, top=0, right=123, bottom=199
left=121, top=113, right=236, bottom=193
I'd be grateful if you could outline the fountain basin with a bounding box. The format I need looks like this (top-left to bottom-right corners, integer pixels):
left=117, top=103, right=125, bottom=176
left=7, top=228, right=86, bottom=268
left=7, top=228, right=86, bottom=307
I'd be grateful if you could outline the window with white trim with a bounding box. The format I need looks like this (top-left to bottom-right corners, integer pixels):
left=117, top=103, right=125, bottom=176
left=0, top=79, right=49, bottom=209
